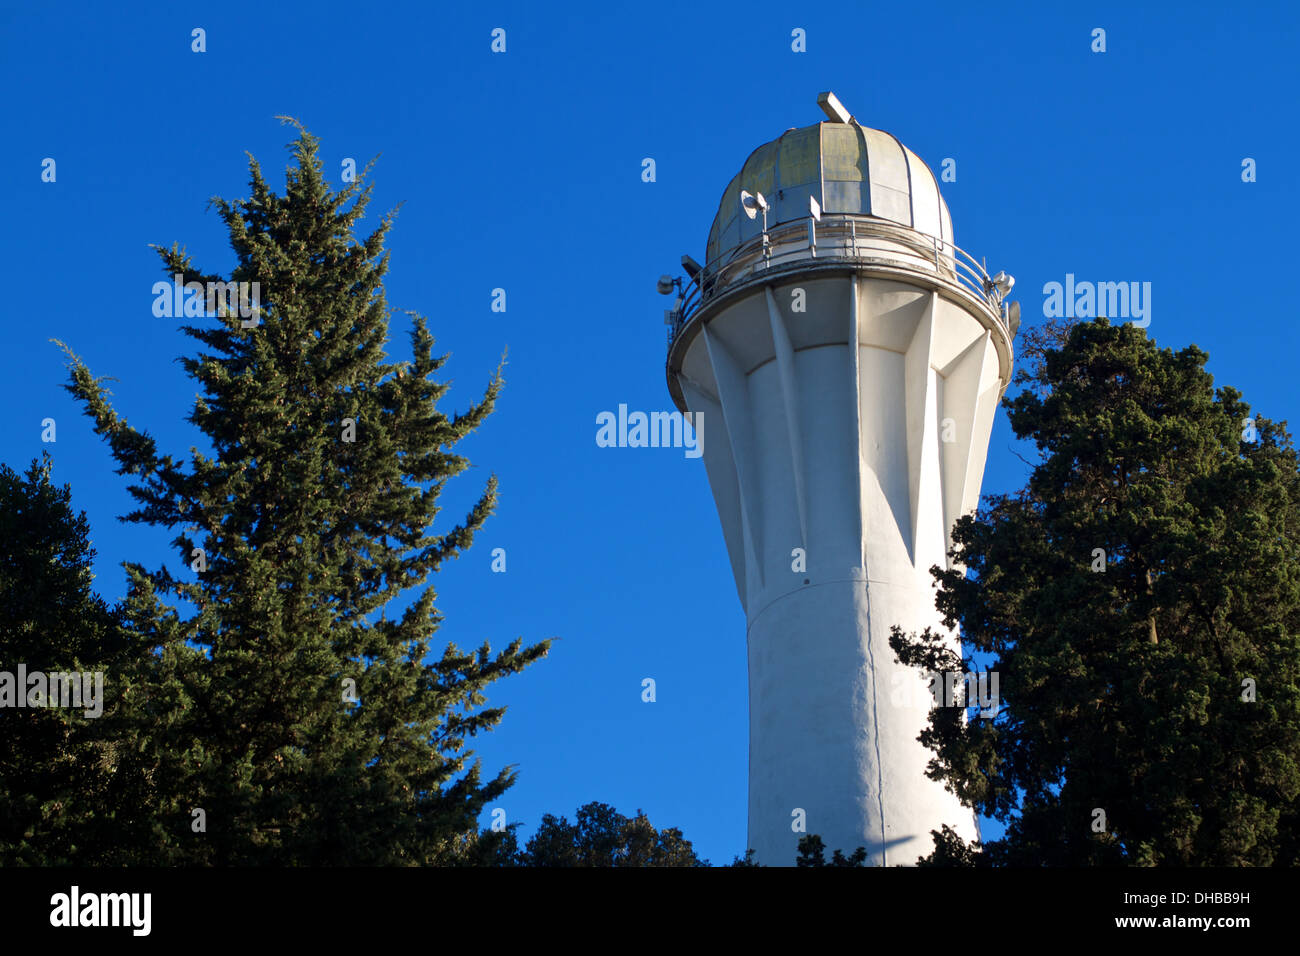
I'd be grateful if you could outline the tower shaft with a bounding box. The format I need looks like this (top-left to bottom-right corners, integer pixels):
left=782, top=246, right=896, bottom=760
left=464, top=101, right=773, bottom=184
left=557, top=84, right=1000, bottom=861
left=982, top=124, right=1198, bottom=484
left=674, top=269, right=1005, bottom=864
left=664, top=97, right=1014, bottom=864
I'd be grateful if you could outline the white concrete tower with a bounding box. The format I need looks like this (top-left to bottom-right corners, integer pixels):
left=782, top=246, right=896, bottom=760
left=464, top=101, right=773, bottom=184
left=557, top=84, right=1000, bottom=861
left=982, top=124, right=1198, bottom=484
left=663, top=93, right=1018, bottom=865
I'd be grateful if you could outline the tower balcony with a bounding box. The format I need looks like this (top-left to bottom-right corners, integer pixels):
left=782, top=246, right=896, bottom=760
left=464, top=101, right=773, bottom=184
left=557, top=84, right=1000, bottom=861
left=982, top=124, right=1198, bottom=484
left=666, top=212, right=1016, bottom=413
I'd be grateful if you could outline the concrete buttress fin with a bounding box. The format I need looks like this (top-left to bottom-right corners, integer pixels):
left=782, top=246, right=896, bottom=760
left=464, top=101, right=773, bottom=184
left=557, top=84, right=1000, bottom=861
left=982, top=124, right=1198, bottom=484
left=704, top=325, right=766, bottom=596
left=681, top=373, right=748, bottom=609
left=939, top=330, right=1000, bottom=559
left=765, top=285, right=810, bottom=553
left=848, top=277, right=867, bottom=573
left=903, top=292, right=940, bottom=566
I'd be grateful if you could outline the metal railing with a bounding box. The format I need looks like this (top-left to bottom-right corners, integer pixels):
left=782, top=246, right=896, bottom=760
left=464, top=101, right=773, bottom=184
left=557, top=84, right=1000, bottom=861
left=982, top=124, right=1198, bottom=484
left=667, top=214, right=1006, bottom=350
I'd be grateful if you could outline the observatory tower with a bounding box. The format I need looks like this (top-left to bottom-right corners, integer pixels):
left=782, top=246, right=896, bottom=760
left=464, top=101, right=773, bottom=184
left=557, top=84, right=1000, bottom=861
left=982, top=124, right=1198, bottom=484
left=662, top=92, right=1017, bottom=865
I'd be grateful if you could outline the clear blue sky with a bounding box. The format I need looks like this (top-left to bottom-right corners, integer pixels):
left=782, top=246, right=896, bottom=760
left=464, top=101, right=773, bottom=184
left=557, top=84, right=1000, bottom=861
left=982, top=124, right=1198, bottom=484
left=2, top=0, right=1297, bottom=864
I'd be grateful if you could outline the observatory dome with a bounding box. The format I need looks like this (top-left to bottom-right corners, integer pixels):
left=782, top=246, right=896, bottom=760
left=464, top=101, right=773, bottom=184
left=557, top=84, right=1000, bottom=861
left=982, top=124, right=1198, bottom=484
left=705, top=121, right=953, bottom=268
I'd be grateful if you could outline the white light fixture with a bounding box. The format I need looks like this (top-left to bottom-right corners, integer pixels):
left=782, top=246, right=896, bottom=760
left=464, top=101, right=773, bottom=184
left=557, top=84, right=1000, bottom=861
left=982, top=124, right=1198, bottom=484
left=741, top=190, right=772, bottom=262
left=808, top=195, right=821, bottom=256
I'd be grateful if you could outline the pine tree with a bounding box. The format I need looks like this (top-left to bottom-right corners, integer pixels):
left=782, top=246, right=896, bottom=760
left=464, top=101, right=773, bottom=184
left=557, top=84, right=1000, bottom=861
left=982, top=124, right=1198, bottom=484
left=890, top=318, right=1300, bottom=865
left=0, top=455, right=158, bottom=864
left=794, top=834, right=868, bottom=867
left=467, top=801, right=708, bottom=866
left=57, top=121, right=549, bottom=865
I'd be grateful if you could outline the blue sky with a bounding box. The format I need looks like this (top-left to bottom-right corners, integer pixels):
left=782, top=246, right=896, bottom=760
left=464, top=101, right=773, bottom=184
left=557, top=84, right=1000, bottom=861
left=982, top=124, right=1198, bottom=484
left=2, top=0, right=1297, bottom=864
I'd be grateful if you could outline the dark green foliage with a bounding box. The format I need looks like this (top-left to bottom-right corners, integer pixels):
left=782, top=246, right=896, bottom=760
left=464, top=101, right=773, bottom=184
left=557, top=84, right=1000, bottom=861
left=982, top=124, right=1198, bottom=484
left=892, top=318, right=1300, bottom=866
left=524, top=802, right=706, bottom=866
left=461, top=801, right=708, bottom=866
left=795, top=834, right=868, bottom=867
left=915, top=825, right=989, bottom=868
left=0, top=455, right=155, bottom=864
left=56, top=123, right=549, bottom=864
left=727, top=837, right=870, bottom=866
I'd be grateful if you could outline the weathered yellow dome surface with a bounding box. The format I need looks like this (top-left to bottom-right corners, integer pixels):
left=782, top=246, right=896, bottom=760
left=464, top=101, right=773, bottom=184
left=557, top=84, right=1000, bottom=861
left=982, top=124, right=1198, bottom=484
left=706, top=121, right=953, bottom=267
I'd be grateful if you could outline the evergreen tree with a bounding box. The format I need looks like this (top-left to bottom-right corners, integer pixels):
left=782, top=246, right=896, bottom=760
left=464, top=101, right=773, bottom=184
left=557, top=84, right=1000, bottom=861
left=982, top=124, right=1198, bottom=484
left=57, top=122, right=549, bottom=865
left=523, top=801, right=706, bottom=866
left=0, top=455, right=156, bottom=864
left=462, top=801, right=707, bottom=866
left=794, top=834, right=868, bottom=867
left=891, top=318, right=1300, bottom=865
left=914, top=825, right=988, bottom=868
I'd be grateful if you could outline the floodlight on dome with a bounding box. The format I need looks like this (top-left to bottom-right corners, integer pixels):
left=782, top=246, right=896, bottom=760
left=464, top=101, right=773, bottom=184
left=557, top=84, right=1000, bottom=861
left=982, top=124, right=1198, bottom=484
left=740, top=190, right=768, bottom=219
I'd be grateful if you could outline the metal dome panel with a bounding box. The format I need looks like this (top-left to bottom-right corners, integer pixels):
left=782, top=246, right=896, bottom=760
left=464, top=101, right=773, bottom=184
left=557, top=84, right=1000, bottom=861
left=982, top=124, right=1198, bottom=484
left=861, top=127, right=912, bottom=228
left=904, top=146, right=941, bottom=240
left=705, top=119, right=955, bottom=267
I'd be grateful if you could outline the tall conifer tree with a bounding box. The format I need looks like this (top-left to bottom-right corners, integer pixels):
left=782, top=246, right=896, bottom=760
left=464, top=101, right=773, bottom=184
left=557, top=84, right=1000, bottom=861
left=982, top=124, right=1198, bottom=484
left=891, top=319, right=1300, bottom=865
left=59, top=122, right=548, bottom=865
left=0, top=455, right=163, bottom=864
